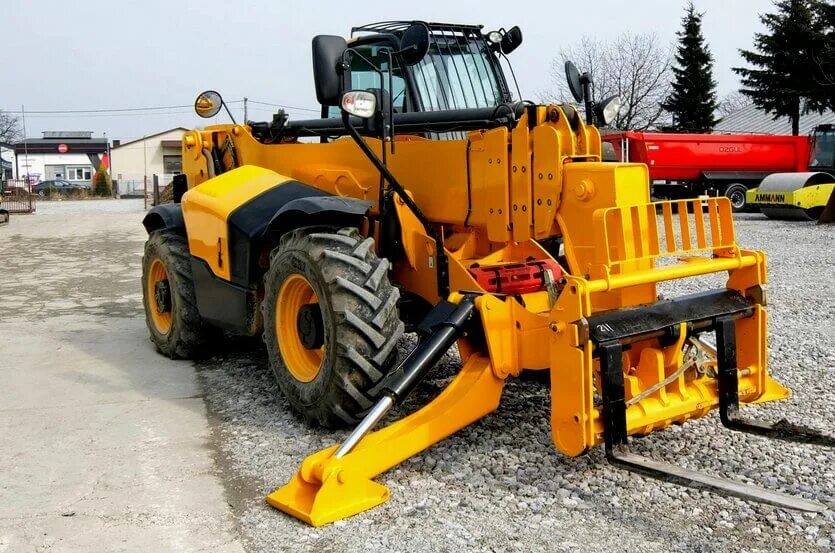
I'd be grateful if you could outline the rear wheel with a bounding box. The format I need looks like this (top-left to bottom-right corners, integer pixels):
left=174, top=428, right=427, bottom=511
left=142, top=230, right=218, bottom=358
left=723, top=183, right=748, bottom=212
left=263, top=227, right=404, bottom=428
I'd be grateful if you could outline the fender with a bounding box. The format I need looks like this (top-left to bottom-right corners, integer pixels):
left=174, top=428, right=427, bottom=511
left=265, top=195, right=372, bottom=239
left=142, top=203, right=185, bottom=234
left=226, top=182, right=371, bottom=288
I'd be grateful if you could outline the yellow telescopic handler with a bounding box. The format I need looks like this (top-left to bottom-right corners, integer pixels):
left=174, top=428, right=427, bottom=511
left=140, top=21, right=834, bottom=526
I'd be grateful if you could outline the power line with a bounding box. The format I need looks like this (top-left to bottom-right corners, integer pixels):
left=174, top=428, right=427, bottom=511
left=247, top=99, right=320, bottom=113
left=1, top=100, right=244, bottom=115
left=1, top=98, right=321, bottom=116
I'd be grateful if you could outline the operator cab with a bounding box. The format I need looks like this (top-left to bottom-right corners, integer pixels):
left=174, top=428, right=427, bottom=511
left=809, top=124, right=835, bottom=171
left=333, top=22, right=516, bottom=115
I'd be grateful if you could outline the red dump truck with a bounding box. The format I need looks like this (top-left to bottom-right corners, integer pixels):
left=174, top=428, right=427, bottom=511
left=602, top=131, right=813, bottom=211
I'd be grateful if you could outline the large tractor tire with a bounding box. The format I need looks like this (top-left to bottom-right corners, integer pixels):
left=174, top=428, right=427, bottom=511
left=263, top=227, right=404, bottom=428
left=142, top=230, right=218, bottom=358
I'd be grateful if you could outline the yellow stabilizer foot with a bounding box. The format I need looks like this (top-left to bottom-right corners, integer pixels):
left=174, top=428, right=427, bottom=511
left=267, top=354, right=504, bottom=526
left=267, top=468, right=390, bottom=527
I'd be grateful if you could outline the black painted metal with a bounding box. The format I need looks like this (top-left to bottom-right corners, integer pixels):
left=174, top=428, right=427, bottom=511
left=600, top=341, right=627, bottom=450
left=716, top=317, right=835, bottom=447
left=377, top=298, right=475, bottom=401
left=598, top=311, right=830, bottom=512
left=586, top=289, right=754, bottom=345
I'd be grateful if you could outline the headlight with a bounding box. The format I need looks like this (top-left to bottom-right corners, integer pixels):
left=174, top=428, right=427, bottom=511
left=487, top=31, right=503, bottom=45
left=341, top=90, right=377, bottom=119
left=597, top=95, right=622, bottom=126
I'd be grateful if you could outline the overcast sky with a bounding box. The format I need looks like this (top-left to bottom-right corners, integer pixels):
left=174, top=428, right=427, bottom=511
left=3, top=0, right=773, bottom=142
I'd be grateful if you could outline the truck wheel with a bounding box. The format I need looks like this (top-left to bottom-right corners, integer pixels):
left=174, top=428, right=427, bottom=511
left=724, top=183, right=748, bottom=212
left=263, top=227, right=404, bottom=428
left=142, top=230, right=218, bottom=358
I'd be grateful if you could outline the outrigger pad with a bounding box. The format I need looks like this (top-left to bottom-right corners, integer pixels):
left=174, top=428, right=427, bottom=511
left=267, top=468, right=390, bottom=527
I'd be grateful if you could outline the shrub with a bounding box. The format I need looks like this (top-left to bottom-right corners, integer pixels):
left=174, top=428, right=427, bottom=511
left=94, top=166, right=112, bottom=196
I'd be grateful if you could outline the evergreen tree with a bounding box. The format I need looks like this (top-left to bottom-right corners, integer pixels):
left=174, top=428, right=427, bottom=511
left=734, top=0, right=819, bottom=135
left=807, top=0, right=834, bottom=112
left=94, top=166, right=112, bottom=197
left=662, top=2, right=719, bottom=132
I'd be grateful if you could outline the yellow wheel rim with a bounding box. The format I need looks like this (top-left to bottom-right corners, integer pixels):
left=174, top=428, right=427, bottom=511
left=147, top=258, right=173, bottom=335
left=277, top=274, right=324, bottom=382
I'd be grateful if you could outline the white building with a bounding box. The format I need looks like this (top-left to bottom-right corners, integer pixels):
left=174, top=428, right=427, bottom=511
left=13, top=131, right=108, bottom=185
left=110, top=127, right=187, bottom=196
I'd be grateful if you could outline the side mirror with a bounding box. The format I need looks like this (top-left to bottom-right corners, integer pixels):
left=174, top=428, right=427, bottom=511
left=312, top=35, right=349, bottom=106
left=341, top=90, right=377, bottom=119
left=500, top=26, right=523, bottom=55
left=564, top=61, right=583, bottom=103
left=398, top=22, right=430, bottom=66
left=194, top=90, right=223, bottom=118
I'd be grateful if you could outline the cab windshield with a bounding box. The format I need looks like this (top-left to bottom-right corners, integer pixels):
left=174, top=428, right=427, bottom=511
left=410, top=31, right=504, bottom=111
left=810, top=129, right=835, bottom=169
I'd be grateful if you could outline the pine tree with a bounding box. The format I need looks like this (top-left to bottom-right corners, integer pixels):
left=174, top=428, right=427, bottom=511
left=94, top=166, right=112, bottom=197
left=734, top=0, right=819, bottom=135
left=662, top=2, right=719, bottom=132
left=807, top=0, right=835, bottom=112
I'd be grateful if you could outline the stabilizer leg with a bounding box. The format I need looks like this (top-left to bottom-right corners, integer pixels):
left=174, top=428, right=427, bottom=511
left=267, top=353, right=505, bottom=526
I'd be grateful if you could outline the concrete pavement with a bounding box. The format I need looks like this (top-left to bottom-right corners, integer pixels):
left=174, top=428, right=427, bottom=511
left=0, top=201, right=245, bottom=552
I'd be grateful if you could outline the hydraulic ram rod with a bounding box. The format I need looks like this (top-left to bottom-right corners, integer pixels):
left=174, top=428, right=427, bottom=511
left=334, top=297, right=475, bottom=459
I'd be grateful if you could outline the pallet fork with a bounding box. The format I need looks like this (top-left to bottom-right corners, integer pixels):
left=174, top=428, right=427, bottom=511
left=599, top=310, right=834, bottom=513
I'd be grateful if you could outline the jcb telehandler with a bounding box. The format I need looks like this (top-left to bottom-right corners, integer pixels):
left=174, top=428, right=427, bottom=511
left=142, top=21, right=834, bottom=526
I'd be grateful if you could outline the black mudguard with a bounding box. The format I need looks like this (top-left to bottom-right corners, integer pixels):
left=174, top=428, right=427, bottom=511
left=142, top=203, right=185, bottom=234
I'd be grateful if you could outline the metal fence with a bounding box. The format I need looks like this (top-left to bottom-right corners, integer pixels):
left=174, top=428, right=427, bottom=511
left=115, top=173, right=178, bottom=208
left=0, top=180, right=36, bottom=213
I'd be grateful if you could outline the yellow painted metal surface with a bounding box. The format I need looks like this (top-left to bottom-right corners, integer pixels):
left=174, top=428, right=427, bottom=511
left=266, top=352, right=504, bottom=526
left=176, top=104, right=791, bottom=527
left=181, top=165, right=292, bottom=280
left=747, top=182, right=835, bottom=209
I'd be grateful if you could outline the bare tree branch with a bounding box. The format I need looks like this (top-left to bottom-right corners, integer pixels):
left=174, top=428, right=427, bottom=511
left=0, top=111, right=22, bottom=145
left=717, top=91, right=752, bottom=117
left=539, top=33, right=673, bottom=130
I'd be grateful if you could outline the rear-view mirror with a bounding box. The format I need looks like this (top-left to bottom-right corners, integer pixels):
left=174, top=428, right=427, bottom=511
left=312, top=35, right=349, bottom=106
left=399, top=23, right=430, bottom=66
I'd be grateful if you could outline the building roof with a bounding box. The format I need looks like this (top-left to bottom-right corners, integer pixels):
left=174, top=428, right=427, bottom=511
left=715, top=104, right=835, bottom=135
left=42, top=131, right=93, bottom=139
left=13, top=136, right=108, bottom=154
left=112, top=127, right=189, bottom=149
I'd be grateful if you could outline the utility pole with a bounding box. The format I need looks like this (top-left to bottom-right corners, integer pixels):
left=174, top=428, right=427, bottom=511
left=21, top=104, right=29, bottom=189
left=243, top=97, right=248, bottom=123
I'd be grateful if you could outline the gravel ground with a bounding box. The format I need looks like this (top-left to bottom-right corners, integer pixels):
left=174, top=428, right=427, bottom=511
left=197, top=213, right=835, bottom=553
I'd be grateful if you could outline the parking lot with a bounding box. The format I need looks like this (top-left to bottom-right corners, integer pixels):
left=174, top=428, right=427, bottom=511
left=1, top=200, right=833, bottom=552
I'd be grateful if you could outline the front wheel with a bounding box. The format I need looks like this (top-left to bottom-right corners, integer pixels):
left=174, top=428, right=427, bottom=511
left=263, top=227, right=404, bottom=428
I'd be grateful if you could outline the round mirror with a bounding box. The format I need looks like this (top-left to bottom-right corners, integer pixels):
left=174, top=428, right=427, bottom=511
left=399, top=23, right=431, bottom=66
left=564, top=61, right=583, bottom=103
left=194, top=90, right=223, bottom=118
